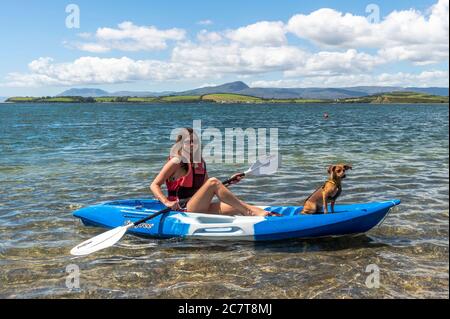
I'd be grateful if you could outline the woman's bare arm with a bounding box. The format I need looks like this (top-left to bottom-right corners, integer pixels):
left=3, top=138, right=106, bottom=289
left=150, top=157, right=181, bottom=206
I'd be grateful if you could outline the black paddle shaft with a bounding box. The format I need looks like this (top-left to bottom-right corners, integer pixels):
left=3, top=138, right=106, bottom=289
left=133, top=206, right=173, bottom=227
left=133, top=176, right=240, bottom=227
left=222, top=173, right=245, bottom=186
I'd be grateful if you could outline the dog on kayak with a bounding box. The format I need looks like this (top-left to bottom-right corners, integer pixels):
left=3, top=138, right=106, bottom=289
left=301, top=164, right=352, bottom=214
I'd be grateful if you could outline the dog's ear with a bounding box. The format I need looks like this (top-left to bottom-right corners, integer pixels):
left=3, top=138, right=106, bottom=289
left=344, top=164, right=353, bottom=170
left=327, top=165, right=336, bottom=174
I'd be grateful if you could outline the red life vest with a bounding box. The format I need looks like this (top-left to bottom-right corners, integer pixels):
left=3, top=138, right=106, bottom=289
left=166, top=157, right=207, bottom=201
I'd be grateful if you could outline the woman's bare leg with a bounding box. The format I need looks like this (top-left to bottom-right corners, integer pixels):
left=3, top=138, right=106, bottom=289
left=208, top=202, right=269, bottom=216
left=186, top=178, right=268, bottom=216
left=206, top=202, right=238, bottom=216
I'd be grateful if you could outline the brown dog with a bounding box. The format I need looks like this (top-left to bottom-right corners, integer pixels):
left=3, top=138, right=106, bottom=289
left=301, top=164, right=352, bottom=214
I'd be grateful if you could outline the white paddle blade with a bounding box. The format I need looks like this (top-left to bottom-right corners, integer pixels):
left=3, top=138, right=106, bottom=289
left=70, top=225, right=130, bottom=256
left=246, top=154, right=280, bottom=176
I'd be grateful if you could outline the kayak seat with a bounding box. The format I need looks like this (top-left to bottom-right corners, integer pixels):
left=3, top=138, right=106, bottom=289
left=264, top=206, right=303, bottom=216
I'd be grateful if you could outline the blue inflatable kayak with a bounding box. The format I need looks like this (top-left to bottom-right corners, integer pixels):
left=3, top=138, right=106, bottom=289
left=74, top=200, right=400, bottom=241
left=73, top=199, right=400, bottom=241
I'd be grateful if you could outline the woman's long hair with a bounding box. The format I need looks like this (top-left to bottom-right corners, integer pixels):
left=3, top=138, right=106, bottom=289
left=170, top=127, right=202, bottom=170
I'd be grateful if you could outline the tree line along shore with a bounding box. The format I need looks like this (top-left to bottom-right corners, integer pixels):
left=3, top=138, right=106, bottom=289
left=5, top=92, right=449, bottom=104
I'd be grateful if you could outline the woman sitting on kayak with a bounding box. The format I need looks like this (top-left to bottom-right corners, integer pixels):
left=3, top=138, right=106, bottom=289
left=150, top=128, right=271, bottom=216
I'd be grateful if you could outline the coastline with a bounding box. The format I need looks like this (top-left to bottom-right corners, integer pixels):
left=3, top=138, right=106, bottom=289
left=3, top=102, right=449, bottom=105
left=3, top=100, right=449, bottom=105
left=4, top=93, right=449, bottom=105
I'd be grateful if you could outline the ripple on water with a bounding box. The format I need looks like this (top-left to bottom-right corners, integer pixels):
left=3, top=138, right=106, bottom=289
left=0, top=103, right=448, bottom=298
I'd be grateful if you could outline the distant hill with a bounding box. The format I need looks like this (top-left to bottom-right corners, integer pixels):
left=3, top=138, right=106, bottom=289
left=337, top=86, right=449, bottom=96
left=57, top=88, right=173, bottom=97
left=110, top=91, right=174, bottom=97
left=56, top=82, right=449, bottom=99
left=239, top=85, right=449, bottom=99
left=175, top=81, right=250, bottom=96
left=0, top=97, right=8, bottom=102
left=175, top=82, right=449, bottom=99
left=57, top=88, right=110, bottom=97
left=241, top=87, right=370, bottom=99
left=402, top=87, right=449, bottom=96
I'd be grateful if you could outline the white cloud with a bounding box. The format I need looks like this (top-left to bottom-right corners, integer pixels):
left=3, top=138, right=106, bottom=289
left=172, top=43, right=384, bottom=78
left=197, top=20, right=287, bottom=46
left=6, top=46, right=445, bottom=88
left=288, top=9, right=373, bottom=47
left=376, top=70, right=449, bottom=87
left=197, top=19, right=213, bottom=26
left=284, top=49, right=385, bottom=77
left=4, top=45, right=309, bottom=87
left=225, top=21, right=287, bottom=46
left=378, top=43, right=449, bottom=66
left=287, top=0, right=449, bottom=64
left=197, top=30, right=222, bottom=43
left=198, top=82, right=220, bottom=88
left=5, top=57, right=203, bottom=87
left=5, top=53, right=448, bottom=88
left=76, top=43, right=111, bottom=53
left=172, top=43, right=307, bottom=74
left=77, top=32, right=92, bottom=39
left=75, top=21, right=186, bottom=52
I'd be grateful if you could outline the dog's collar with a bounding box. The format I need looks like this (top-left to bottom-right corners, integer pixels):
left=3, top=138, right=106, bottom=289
left=326, top=179, right=340, bottom=187
left=323, top=179, right=343, bottom=201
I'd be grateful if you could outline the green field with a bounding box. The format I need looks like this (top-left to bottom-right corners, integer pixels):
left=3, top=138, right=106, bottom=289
left=6, top=96, right=95, bottom=103
left=159, top=95, right=201, bottom=102
left=7, top=97, right=38, bottom=102
left=126, top=97, right=158, bottom=103
left=94, top=97, right=117, bottom=103
left=94, top=97, right=159, bottom=103
left=266, top=98, right=331, bottom=103
left=201, top=94, right=333, bottom=104
left=202, top=93, right=263, bottom=103
left=44, top=97, right=78, bottom=102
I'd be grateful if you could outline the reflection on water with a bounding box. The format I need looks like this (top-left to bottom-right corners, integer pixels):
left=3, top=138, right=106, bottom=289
left=0, top=103, right=448, bottom=298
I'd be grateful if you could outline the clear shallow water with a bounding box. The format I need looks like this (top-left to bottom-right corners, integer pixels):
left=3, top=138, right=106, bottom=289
left=0, top=102, right=448, bottom=299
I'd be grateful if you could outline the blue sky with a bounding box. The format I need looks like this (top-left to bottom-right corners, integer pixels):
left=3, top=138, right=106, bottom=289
left=0, top=0, right=448, bottom=96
